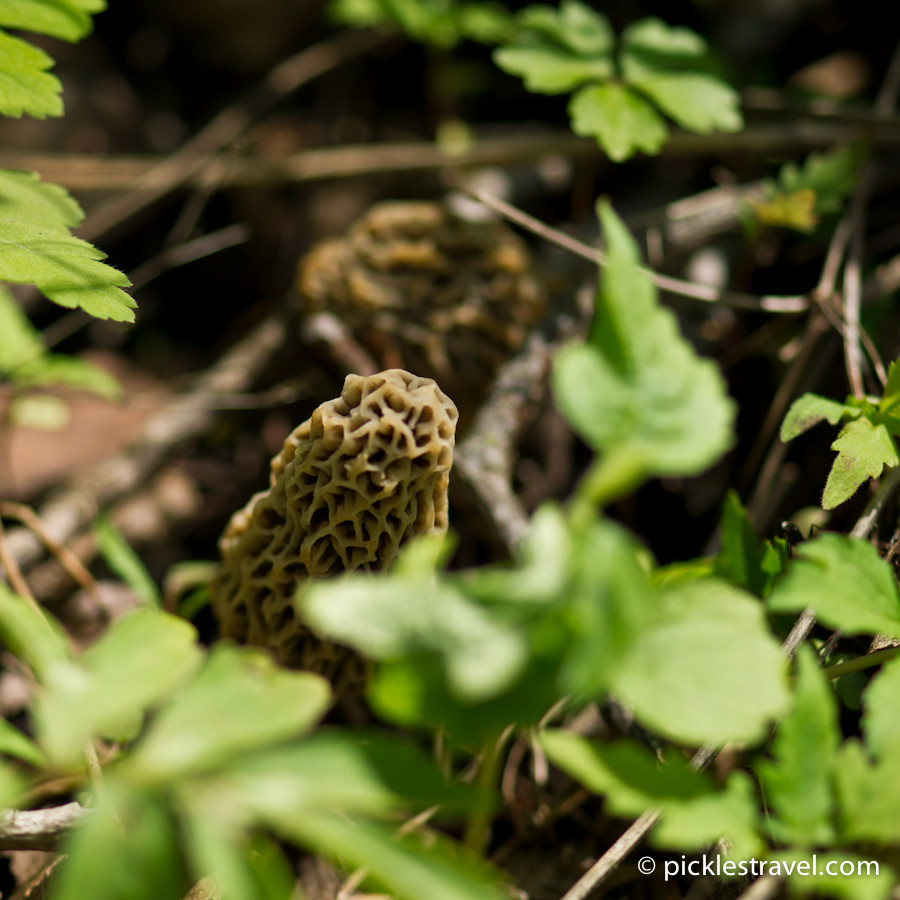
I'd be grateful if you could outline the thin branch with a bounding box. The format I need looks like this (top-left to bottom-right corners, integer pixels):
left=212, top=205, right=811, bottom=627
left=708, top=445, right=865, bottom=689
left=0, top=801, right=87, bottom=851
left=466, top=188, right=810, bottom=314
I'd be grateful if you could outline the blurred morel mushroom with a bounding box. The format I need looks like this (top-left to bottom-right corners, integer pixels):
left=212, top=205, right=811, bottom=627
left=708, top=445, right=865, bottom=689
left=295, top=201, right=545, bottom=424
left=210, top=369, right=458, bottom=694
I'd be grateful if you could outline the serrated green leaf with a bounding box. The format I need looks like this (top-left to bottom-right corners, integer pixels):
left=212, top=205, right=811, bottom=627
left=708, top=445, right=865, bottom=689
left=0, top=718, right=46, bottom=766
left=0, top=30, right=63, bottom=118
left=823, top=418, right=898, bottom=510
left=630, top=73, right=742, bottom=134
left=620, top=17, right=709, bottom=71
left=55, top=782, right=189, bottom=900
left=714, top=490, right=789, bottom=597
left=613, top=579, right=789, bottom=745
left=0, top=0, right=97, bottom=42
left=834, top=739, right=900, bottom=845
left=781, top=393, right=860, bottom=441
left=492, top=1, right=613, bottom=94
left=756, top=645, right=838, bottom=846
left=767, top=533, right=900, bottom=637
left=861, top=654, right=900, bottom=758
left=0, top=218, right=134, bottom=321
left=0, top=169, right=83, bottom=231
left=36, top=608, right=202, bottom=765
left=568, top=83, right=668, bottom=161
left=878, top=358, right=900, bottom=417
left=552, top=201, right=734, bottom=494
left=93, top=514, right=161, bottom=607
left=126, top=645, right=331, bottom=781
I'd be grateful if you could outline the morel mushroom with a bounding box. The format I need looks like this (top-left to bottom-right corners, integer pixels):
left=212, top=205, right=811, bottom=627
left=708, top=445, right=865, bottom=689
left=210, top=369, right=458, bottom=691
left=295, top=201, right=545, bottom=423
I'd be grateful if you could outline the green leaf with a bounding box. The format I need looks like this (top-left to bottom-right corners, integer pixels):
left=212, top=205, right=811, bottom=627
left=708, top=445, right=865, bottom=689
left=823, top=418, right=898, bottom=510
left=631, top=73, right=742, bottom=134
left=748, top=189, right=820, bottom=233
left=770, top=849, right=893, bottom=900
left=126, top=644, right=331, bottom=781
left=620, top=18, right=742, bottom=134
left=540, top=730, right=761, bottom=858
left=755, top=645, right=838, bottom=846
left=268, top=812, right=506, bottom=900
left=0, top=170, right=134, bottom=321
left=0, top=283, right=44, bottom=372
left=36, top=608, right=202, bottom=765
left=552, top=201, right=735, bottom=496
left=860, top=654, right=900, bottom=758
left=613, top=579, right=789, bottom=745
left=0, top=0, right=100, bottom=43
left=0, top=718, right=46, bottom=766
left=767, top=533, right=900, bottom=637
left=878, top=357, right=900, bottom=417
left=834, top=739, right=900, bottom=845
left=8, top=393, right=70, bottom=430
left=713, top=490, right=789, bottom=597
left=227, top=730, right=479, bottom=820
left=780, top=393, right=860, bottom=441
left=568, top=83, right=668, bottom=161
left=0, top=761, right=24, bottom=809
left=0, top=31, right=63, bottom=118
left=54, top=782, right=189, bottom=900
left=777, top=145, right=863, bottom=217
left=93, top=514, right=161, bottom=607
left=0, top=581, right=71, bottom=682
left=492, top=1, right=614, bottom=94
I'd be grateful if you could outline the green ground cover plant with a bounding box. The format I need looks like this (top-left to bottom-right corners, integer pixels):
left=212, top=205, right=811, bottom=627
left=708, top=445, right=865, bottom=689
left=3, top=1, right=900, bottom=899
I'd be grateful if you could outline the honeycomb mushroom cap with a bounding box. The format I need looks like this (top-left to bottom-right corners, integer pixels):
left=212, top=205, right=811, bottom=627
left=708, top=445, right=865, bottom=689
left=296, top=201, right=545, bottom=418
left=211, top=369, right=458, bottom=687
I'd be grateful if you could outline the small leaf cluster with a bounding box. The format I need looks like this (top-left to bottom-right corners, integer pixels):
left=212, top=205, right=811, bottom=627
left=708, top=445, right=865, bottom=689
left=781, top=360, right=900, bottom=509
left=493, top=1, right=743, bottom=161
left=747, top=145, right=863, bottom=233
left=0, top=585, right=503, bottom=900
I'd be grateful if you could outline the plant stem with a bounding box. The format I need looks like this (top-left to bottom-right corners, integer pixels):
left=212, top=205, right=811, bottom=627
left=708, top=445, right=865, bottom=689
left=823, top=646, right=900, bottom=680
left=462, top=732, right=508, bottom=854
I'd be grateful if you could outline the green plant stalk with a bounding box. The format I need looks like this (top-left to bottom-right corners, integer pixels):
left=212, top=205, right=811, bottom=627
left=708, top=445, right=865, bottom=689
left=462, top=730, right=508, bottom=853
left=570, top=450, right=647, bottom=528
left=823, top=646, right=900, bottom=680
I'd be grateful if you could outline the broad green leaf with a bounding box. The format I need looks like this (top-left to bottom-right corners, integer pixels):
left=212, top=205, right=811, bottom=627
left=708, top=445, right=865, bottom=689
left=268, top=812, right=506, bottom=900
left=0, top=718, right=45, bottom=766
left=227, top=730, right=479, bottom=820
left=631, top=73, right=742, bottom=134
left=780, top=393, right=860, bottom=441
left=713, top=490, right=789, bottom=597
left=823, top=418, right=898, bottom=510
left=126, top=645, right=330, bottom=781
left=0, top=581, right=71, bottom=682
left=861, top=654, right=900, bottom=758
left=777, top=145, right=863, bottom=217
left=36, top=609, right=202, bottom=765
left=93, top=515, right=161, bottom=607
left=613, top=579, right=789, bottom=745
left=55, top=783, right=189, bottom=900
left=756, top=646, right=838, bottom=846
left=552, top=202, right=734, bottom=493
left=0, top=218, right=134, bottom=321
left=620, top=18, right=742, bottom=135
left=767, top=534, right=900, bottom=637
left=301, top=554, right=529, bottom=704
left=568, top=83, right=668, bottom=161
left=0, top=283, right=44, bottom=372
left=0, top=169, right=83, bottom=230
left=0, top=31, right=62, bottom=118
left=834, top=739, right=900, bottom=844
left=0, top=0, right=99, bottom=42
left=540, top=731, right=761, bottom=858
left=493, top=1, right=613, bottom=94
left=769, top=849, right=893, bottom=900
left=0, top=761, right=24, bottom=808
